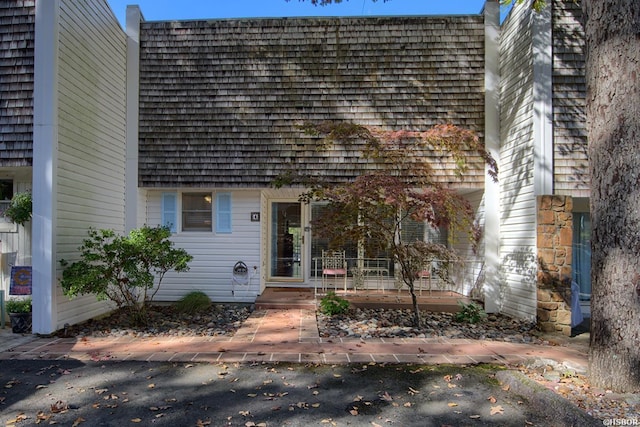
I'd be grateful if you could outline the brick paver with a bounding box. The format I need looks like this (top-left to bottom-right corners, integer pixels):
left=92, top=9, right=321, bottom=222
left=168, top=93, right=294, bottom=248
left=0, top=309, right=589, bottom=371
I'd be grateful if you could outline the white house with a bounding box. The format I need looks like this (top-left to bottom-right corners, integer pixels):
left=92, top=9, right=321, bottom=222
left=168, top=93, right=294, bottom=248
left=0, top=0, right=587, bottom=336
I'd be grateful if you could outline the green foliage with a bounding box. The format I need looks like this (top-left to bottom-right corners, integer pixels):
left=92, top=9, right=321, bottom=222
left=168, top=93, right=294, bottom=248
left=60, top=225, right=193, bottom=324
left=454, top=301, right=487, bottom=324
left=3, top=191, right=32, bottom=226
left=5, top=297, right=32, bottom=313
left=175, top=291, right=211, bottom=314
left=319, top=291, right=350, bottom=316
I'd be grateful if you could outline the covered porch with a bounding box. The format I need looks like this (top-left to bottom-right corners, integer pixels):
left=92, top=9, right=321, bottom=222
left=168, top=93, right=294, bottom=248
left=255, top=287, right=473, bottom=312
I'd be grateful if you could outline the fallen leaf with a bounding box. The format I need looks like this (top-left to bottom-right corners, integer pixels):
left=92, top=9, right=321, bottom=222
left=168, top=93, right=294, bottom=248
left=469, top=415, right=481, bottom=419
left=408, top=387, right=420, bottom=395
left=403, top=402, right=412, bottom=407
left=72, top=417, right=85, bottom=427
left=312, top=403, right=321, bottom=408
left=443, top=375, right=452, bottom=383
left=447, top=402, right=458, bottom=407
left=380, top=391, right=393, bottom=401
left=147, top=383, right=155, bottom=389
left=349, top=408, right=359, bottom=416
left=50, top=400, right=68, bottom=413
left=131, top=418, right=142, bottom=423
left=490, top=405, right=504, bottom=415
left=196, top=419, right=211, bottom=426
left=487, top=395, right=497, bottom=404
left=247, top=393, right=258, bottom=398
left=35, top=385, right=48, bottom=390
left=502, top=384, right=510, bottom=391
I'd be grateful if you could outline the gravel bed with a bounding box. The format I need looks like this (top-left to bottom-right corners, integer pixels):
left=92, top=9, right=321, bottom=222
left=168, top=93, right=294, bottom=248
left=60, top=304, right=253, bottom=338
left=318, top=307, right=542, bottom=343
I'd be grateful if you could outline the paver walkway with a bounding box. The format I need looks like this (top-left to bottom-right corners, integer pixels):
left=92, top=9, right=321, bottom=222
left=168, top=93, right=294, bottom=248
left=0, top=309, right=589, bottom=371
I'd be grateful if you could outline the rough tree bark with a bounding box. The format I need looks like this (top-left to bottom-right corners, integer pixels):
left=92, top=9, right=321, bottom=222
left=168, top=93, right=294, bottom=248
left=584, top=0, right=640, bottom=392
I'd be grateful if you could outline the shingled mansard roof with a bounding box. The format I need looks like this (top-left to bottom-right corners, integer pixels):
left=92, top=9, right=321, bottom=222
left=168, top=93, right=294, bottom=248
left=0, top=0, right=34, bottom=167
left=138, top=16, right=486, bottom=189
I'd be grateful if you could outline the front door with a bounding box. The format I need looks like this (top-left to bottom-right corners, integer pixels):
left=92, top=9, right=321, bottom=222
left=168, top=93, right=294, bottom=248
left=269, top=202, right=303, bottom=281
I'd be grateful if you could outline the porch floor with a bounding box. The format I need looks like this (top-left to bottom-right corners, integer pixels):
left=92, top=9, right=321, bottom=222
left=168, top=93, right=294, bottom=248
left=255, top=287, right=471, bottom=312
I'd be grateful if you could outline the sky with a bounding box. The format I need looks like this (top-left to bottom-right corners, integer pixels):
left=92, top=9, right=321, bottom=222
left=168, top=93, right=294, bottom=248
left=107, top=0, right=508, bottom=28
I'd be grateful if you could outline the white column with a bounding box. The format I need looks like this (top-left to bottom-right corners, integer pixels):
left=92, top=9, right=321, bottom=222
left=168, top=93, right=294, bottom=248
left=32, top=0, right=60, bottom=334
left=483, top=0, right=501, bottom=313
left=125, top=6, right=143, bottom=232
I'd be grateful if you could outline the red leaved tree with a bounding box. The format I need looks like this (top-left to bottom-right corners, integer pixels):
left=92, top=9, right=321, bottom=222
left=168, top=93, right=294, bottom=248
left=297, top=122, right=497, bottom=326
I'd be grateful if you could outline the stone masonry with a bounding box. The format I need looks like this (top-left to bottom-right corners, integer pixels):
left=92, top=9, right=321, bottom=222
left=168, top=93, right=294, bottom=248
left=536, top=195, right=573, bottom=336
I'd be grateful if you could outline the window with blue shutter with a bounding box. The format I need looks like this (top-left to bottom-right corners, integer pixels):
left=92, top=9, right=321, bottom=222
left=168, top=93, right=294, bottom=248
left=216, top=193, right=232, bottom=233
left=161, top=192, right=177, bottom=232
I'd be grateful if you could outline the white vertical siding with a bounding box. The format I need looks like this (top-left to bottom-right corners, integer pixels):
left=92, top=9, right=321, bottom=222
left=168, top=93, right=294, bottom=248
left=451, top=190, right=485, bottom=298
left=54, top=0, right=127, bottom=328
left=146, top=190, right=262, bottom=303
left=498, top=3, right=538, bottom=320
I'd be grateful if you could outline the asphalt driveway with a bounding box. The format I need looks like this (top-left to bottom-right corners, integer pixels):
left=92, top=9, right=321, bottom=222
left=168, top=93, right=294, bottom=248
left=0, top=359, right=599, bottom=427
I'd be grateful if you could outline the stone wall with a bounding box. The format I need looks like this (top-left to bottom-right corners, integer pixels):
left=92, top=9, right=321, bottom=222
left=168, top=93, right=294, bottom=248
left=536, top=195, right=573, bottom=336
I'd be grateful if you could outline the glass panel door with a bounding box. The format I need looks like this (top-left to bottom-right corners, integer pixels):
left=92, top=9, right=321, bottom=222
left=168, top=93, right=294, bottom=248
left=572, top=212, right=591, bottom=300
left=270, top=202, right=303, bottom=280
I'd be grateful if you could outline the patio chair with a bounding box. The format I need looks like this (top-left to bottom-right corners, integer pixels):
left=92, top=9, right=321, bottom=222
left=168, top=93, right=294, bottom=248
left=321, top=250, right=348, bottom=294
left=416, top=267, right=432, bottom=296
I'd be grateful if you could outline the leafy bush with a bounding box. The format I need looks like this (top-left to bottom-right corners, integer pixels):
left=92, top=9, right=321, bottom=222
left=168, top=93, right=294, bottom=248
left=3, top=191, right=32, bottom=226
left=6, top=297, right=31, bottom=313
left=60, top=225, right=193, bottom=324
left=175, top=291, right=211, bottom=314
left=454, top=301, right=487, bottom=324
left=319, top=291, right=350, bottom=316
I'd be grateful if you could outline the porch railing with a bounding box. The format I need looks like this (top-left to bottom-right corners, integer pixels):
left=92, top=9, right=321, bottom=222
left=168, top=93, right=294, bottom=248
left=313, top=257, right=483, bottom=298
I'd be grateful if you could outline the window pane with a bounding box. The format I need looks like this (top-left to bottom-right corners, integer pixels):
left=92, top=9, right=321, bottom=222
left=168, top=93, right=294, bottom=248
left=0, top=180, right=13, bottom=219
left=182, top=193, right=212, bottom=231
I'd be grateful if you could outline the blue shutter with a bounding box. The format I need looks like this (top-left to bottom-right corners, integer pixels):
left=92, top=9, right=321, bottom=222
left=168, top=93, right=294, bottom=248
left=161, top=192, right=177, bottom=233
left=216, top=193, right=232, bottom=233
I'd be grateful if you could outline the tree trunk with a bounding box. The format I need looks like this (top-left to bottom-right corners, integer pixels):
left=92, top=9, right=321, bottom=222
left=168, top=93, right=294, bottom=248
left=584, top=0, right=640, bottom=392
left=408, top=282, right=422, bottom=327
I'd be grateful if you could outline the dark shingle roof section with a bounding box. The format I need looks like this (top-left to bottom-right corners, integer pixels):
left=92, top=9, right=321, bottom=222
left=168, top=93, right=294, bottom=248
left=0, top=0, right=34, bottom=167
left=139, top=16, right=485, bottom=188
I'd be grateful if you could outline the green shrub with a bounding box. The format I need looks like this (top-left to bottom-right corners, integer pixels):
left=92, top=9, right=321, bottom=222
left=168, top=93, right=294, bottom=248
left=3, top=191, right=32, bottom=226
left=454, top=301, right=487, bottom=324
left=319, top=291, right=350, bottom=316
left=6, top=297, right=31, bottom=313
left=175, top=291, right=211, bottom=314
left=60, top=225, right=193, bottom=325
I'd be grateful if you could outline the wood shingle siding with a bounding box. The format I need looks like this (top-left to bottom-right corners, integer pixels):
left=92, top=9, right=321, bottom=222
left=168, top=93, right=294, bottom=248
left=138, top=16, right=486, bottom=188
left=552, top=0, right=588, bottom=196
left=0, top=0, right=34, bottom=166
